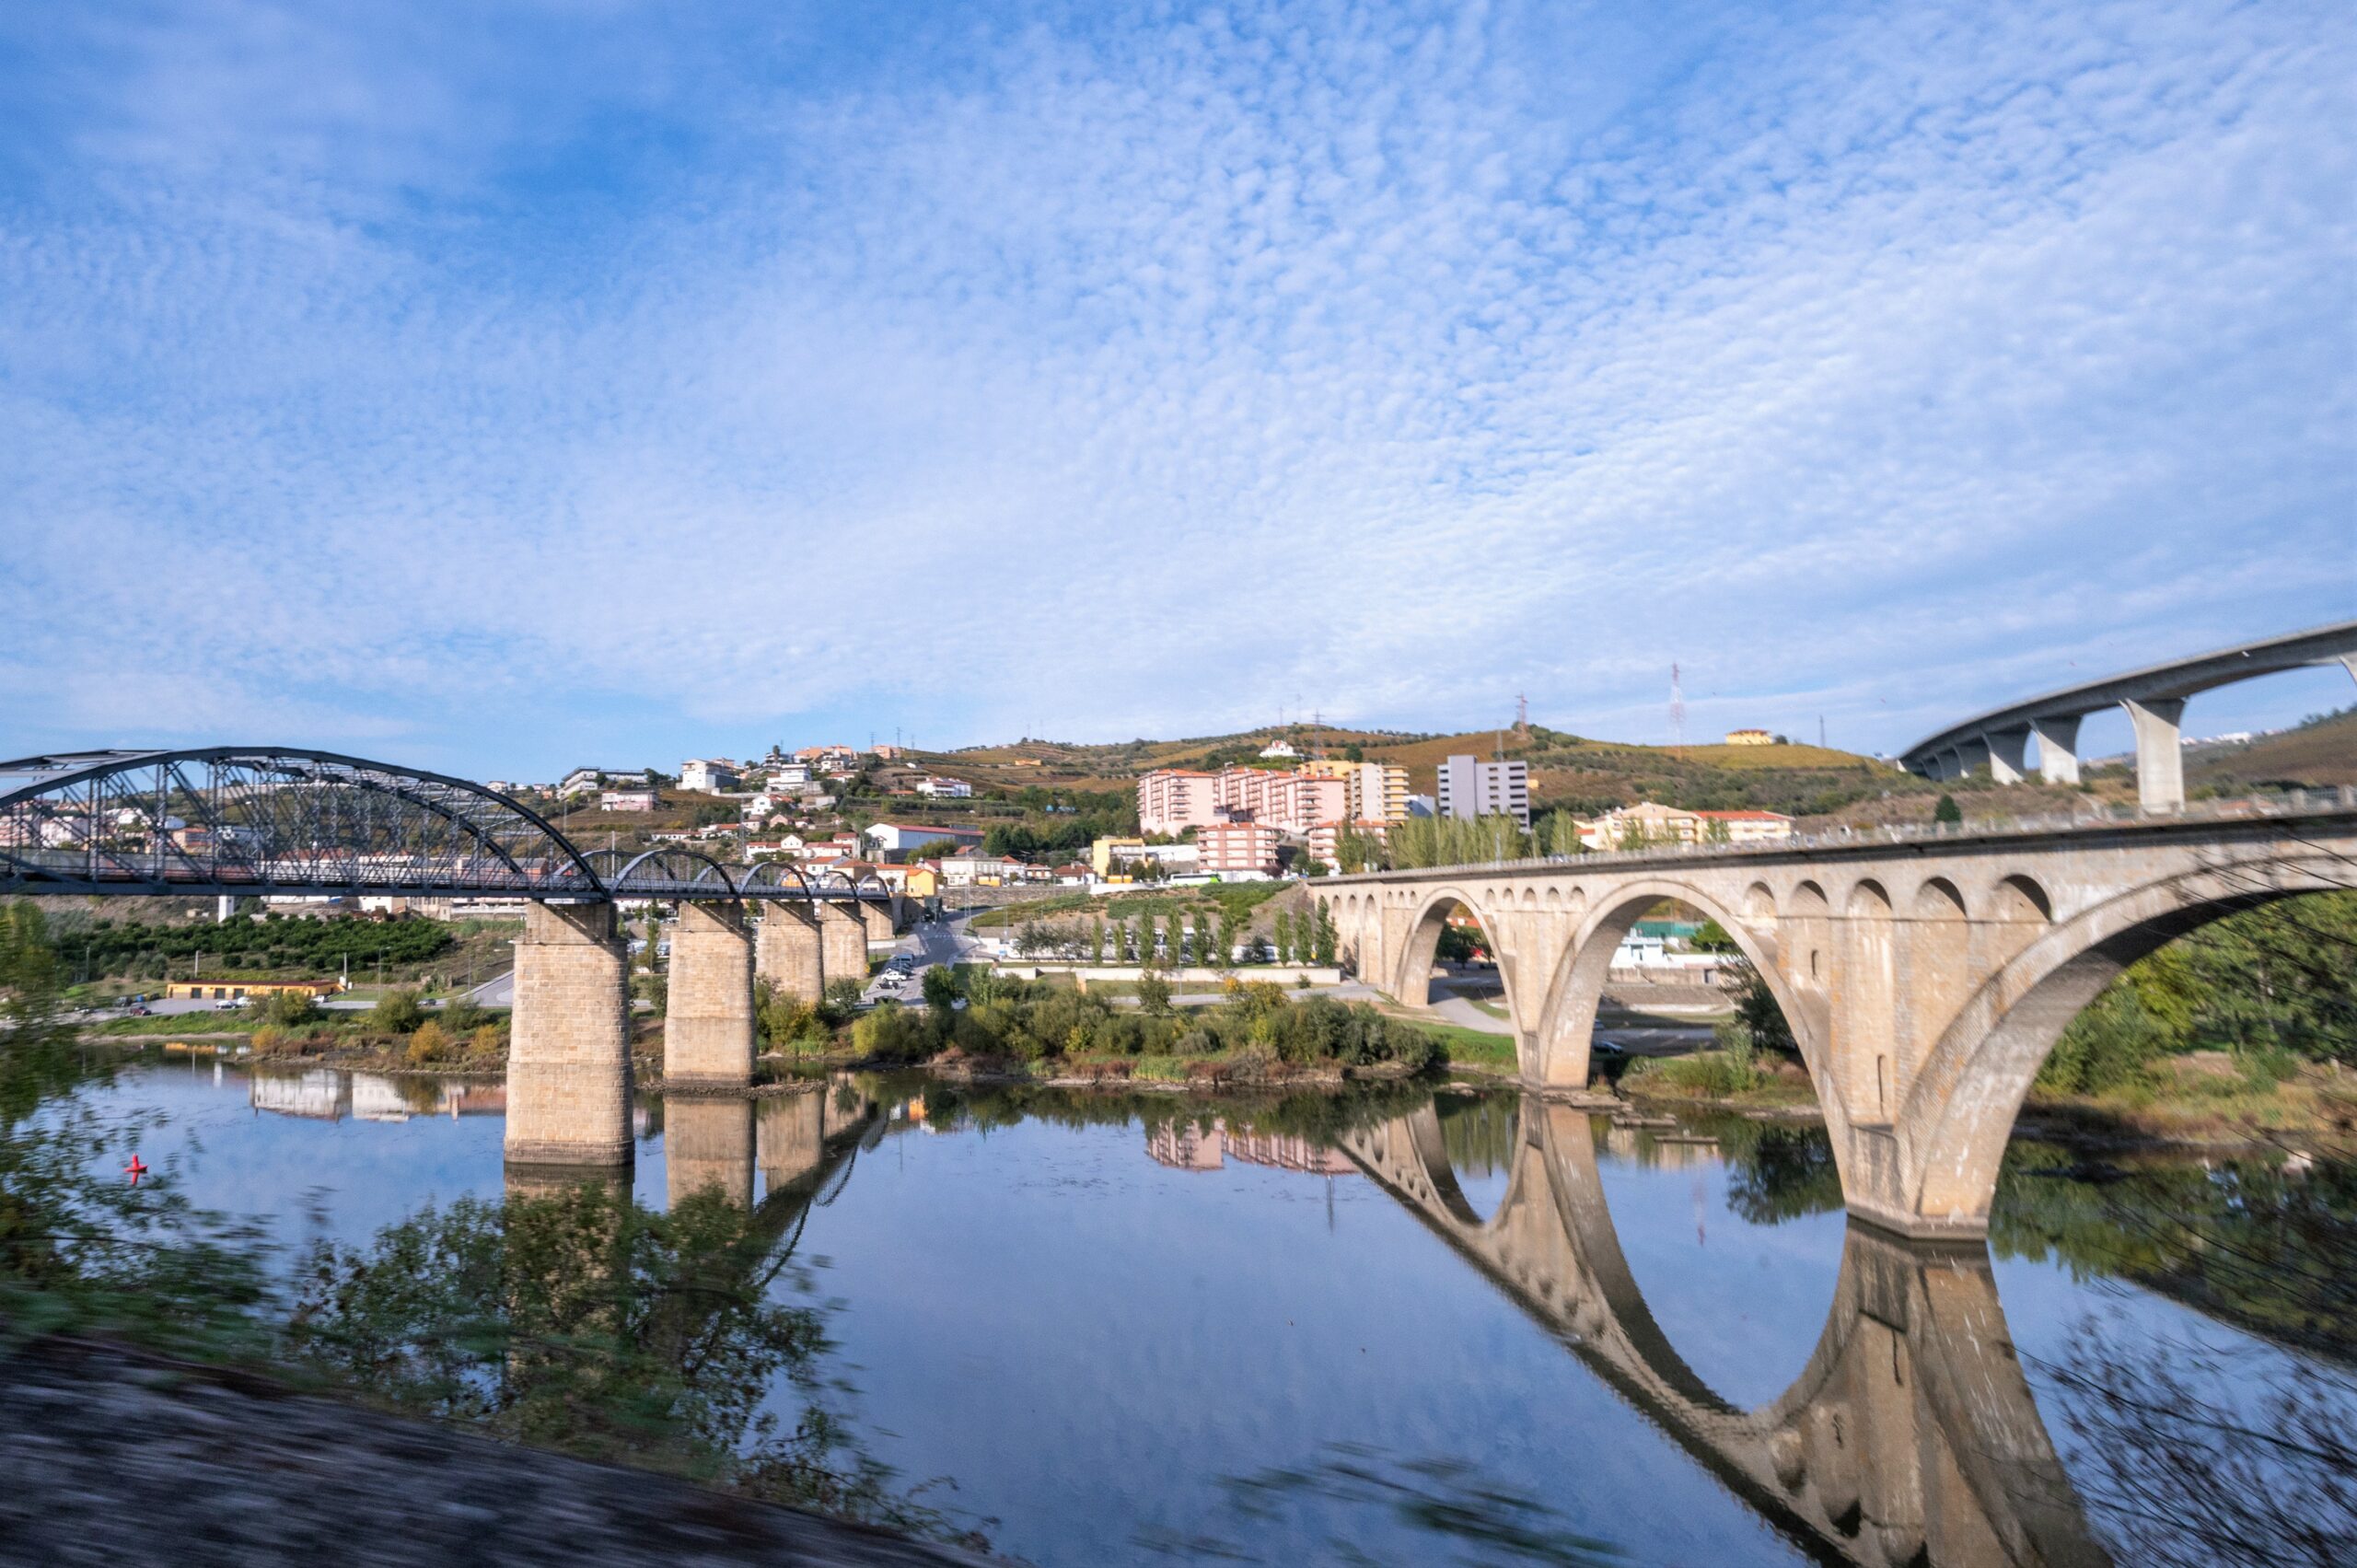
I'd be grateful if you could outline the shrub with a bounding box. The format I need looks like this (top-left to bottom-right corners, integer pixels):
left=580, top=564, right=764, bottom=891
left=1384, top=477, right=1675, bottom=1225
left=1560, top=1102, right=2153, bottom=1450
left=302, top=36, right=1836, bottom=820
left=1173, top=1028, right=1218, bottom=1058
left=257, top=989, right=322, bottom=1029
left=850, top=1004, right=928, bottom=1063
left=466, top=1024, right=505, bottom=1063
left=1135, top=970, right=1172, bottom=1016
left=407, top=1020, right=451, bottom=1065
left=372, top=989, right=426, bottom=1034
left=440, top=997, right=490, bottom=1034
left=250, top=1024, right=290, bottom=1056
left=1227, top=1041, right=1278, bottom=1081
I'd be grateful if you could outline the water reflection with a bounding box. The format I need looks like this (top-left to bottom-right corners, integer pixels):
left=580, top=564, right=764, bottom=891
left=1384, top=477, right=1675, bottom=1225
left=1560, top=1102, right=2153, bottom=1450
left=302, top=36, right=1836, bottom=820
left=134, top=1055, right=2349, bottom=1563
left=1331, top=1098, right=2107, bottom=1567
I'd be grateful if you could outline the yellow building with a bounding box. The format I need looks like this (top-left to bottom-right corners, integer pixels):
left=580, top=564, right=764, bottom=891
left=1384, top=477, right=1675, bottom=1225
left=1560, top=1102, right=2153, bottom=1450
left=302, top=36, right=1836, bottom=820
left=165, top=978, right=343, bottom=1004
left=1092, top=836, right=1144, bottom=877
left=1346, top=761, right=1411, bottom=822
left=1724, top=728, right=1773, bottom=746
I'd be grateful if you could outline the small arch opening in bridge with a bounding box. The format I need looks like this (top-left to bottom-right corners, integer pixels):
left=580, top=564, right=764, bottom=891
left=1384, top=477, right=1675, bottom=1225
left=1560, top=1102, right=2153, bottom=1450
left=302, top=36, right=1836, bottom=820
left=1389, top=891, right=1523, bottom=1063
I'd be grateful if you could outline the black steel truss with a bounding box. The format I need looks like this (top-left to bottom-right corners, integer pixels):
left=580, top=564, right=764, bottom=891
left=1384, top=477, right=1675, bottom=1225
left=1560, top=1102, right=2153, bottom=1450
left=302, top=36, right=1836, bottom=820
left=0, top=748, right=888, bottom=903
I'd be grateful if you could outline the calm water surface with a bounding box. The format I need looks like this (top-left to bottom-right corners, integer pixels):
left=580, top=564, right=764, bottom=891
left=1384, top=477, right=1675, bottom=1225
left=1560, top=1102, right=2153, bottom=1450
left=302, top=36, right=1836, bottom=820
left=93, top=1052, right=2350, bottom=1566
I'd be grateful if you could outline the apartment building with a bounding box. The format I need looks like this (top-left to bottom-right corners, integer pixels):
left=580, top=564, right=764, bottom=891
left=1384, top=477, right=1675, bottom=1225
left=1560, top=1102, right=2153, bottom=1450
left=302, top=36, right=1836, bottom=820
left=1573, top=802, right=1794, bottom=849
left=1137, top=770, right=1222, bottom=834
left=1213, top=769, right=1347, bottom=835
left=679, top=758, right=739, bottom=793
left=1434, top=756, right=1529, bottom=827
left=914, top=775, right=972, bottom=798
left=1196, top=820, right=1281, bottom=877
left=598, top=788, right=659, bottom=812
left=1344, top=761, right=1411, bottom=822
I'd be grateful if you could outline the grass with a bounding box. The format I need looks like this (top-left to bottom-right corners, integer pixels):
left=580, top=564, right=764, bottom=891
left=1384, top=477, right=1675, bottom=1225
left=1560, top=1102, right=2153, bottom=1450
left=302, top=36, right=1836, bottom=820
left=93, top=1014, right=260, bottom=1037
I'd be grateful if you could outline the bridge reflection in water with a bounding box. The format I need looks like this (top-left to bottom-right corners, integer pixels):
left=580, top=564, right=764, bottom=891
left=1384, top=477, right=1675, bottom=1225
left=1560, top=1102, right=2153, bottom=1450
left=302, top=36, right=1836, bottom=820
left=1335, top=1099, right=2108, bottom=1568
left=482, top=1072, right=2105, bottom=1564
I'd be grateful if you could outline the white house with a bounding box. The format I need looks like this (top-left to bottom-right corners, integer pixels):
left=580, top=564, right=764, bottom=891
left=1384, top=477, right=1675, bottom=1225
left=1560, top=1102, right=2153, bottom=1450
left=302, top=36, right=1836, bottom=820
left=914, top=775, right=973, bottom=798
left=599, top=788, right=659, bottom=812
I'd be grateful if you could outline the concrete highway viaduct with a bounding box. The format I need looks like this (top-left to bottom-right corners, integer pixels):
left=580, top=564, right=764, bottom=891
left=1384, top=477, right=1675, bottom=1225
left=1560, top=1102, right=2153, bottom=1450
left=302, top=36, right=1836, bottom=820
left=1326, top=804, right=2356, bottom=1238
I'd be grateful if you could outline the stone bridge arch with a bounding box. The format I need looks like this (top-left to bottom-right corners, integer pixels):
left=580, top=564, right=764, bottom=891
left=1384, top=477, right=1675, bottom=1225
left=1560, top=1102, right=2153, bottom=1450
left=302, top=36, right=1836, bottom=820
left=1533, top=877, right=1826, bottom=1100
left=1389, top=884, right=1531, bottom=1048
left=1887, top=853, right=2350, bottom=1234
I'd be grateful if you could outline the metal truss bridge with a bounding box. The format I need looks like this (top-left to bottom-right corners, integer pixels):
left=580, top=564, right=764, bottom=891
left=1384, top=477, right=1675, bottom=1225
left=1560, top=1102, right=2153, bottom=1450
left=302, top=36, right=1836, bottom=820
left=0, top=748, right=888, bottom=904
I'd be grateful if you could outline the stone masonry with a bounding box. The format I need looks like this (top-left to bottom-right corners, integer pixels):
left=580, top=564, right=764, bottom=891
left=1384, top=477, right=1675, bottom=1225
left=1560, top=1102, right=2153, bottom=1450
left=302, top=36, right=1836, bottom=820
left=666, top=900, right=755, bottom=1088
left=505, top=900, right=633, bottom=1167
left=817, top=904, right=867, bottom=990
left=756, top=906, right=825, bottom=1004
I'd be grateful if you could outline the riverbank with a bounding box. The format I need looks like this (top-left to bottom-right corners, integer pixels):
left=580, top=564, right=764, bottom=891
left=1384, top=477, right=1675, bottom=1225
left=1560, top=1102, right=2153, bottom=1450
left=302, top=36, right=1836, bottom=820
left=1614, top=1048, right=2357, bottom=1153
left=0, top=1335, right=1004, bottom=1568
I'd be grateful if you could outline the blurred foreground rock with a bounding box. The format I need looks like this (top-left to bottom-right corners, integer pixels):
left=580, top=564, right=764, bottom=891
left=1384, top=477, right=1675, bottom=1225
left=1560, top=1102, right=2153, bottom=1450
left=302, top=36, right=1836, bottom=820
left=0, top=1338, right=1004, bottom=1567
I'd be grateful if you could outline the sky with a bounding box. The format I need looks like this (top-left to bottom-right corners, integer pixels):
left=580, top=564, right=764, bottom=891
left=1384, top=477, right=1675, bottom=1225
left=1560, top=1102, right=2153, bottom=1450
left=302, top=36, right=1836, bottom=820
left=1, top=0, right=2351, bottom=781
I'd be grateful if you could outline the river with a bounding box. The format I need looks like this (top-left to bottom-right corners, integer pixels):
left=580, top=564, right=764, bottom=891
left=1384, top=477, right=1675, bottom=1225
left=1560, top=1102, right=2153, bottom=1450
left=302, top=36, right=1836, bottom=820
left=85, top=1051, right=2356, bottom=1565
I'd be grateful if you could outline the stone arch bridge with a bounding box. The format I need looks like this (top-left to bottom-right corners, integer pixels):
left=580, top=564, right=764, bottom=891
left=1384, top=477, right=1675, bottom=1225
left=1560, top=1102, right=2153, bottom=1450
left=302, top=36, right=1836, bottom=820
left=1324, top=805, right=2355, bottom=1237
left=1338, top=1100, right=2108, bottom=1566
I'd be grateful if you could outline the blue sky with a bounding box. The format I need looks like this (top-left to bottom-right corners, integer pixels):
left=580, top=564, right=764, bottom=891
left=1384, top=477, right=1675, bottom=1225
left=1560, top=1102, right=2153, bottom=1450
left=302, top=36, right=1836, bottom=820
left=2, top=0, right=2351, bottom=781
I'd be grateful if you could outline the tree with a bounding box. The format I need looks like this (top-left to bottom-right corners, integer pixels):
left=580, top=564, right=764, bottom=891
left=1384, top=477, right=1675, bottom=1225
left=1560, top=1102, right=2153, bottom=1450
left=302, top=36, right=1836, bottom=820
left=1312, top=900, right=1338, bottom=966
left=1691, top=919, right=1739, bottom=954
left=1616, top=817, right=1649, bottom=852
left=1216, top=911, right=1239, bottom=969
left=1272, top=911, right=1294, bottom=964
left=1090, top=918, right=1106, bottom=963
left=371, top=989, right=426, bottom=1034
left=1933, top=793, right=1963, bottom=825
left=1136, top=970, right=1172, bottom=1016
left=1342, top=743, right=1364, bottom=762
left=922, top=965, right=960, bottom=1012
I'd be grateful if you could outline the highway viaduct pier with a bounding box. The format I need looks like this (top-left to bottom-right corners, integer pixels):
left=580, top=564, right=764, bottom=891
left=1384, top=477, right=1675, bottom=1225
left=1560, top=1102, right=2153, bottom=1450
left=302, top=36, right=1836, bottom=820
left=1327, top=802, right=2357, bottom=1239
left=0, top=748, right=907, bottom=1181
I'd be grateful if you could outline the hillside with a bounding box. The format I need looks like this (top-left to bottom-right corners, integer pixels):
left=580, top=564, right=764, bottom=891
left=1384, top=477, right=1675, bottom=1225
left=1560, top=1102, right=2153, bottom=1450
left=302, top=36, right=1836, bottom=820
left=923, top=723, right=1945, bottom=823
left=2187, top=708, right=2357, bottom=790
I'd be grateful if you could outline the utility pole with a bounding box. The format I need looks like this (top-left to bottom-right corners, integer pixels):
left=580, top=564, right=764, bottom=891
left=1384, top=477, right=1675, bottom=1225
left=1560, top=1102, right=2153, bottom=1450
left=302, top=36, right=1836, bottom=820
left=1819, top=714, right=1827, bottom=749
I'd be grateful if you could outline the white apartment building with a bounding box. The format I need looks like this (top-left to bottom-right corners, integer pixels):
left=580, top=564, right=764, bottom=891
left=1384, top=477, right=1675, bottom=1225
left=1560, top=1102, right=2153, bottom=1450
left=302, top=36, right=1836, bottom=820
left=679, top=758, right=739, bottom=793
left=764, top=763, right=813, bottom=795
left=598, top=788, right=659, bottom=812
left=1434, top=756, right=1529, bottom=827
left=915, top=775, right=973, bottom=798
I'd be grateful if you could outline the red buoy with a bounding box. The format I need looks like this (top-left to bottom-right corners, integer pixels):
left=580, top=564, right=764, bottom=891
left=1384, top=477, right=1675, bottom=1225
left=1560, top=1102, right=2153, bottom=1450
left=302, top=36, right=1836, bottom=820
left=124, top=1156, right=148, bottom=1186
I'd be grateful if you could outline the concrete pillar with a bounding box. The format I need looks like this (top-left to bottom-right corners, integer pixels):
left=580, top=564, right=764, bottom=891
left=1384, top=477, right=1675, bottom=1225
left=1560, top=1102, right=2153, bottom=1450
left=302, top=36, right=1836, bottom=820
left=1950, top=735, right=1991, bottom=781
left=857, top=899, right=894, bottom=943
left=665, top=900, right=754, bottom=1088
left=2030, top=714, right=2082, bottom=784
left=505, top=900, right=633, bottom=1167
left=755, top=905, right=824, bottom=1004
left=818, top=902, right=867, bottom=987
left=665, top=1094, right=754, bottom=1207
left=2123, top=697, right=2187, bottom=814
left=1983, top=727, right=2030, bottom=785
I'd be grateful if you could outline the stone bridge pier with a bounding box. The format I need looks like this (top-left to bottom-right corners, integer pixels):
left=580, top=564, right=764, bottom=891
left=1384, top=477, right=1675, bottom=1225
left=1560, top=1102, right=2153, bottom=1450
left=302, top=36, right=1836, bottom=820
left=505, top=900, right=633, bottom=1169
left=755, top=906, right=825, bottom=1004
left=664, top=900, right=755, bottom=1089
left=1326, top=811, right=2356, bottom=1237
left=816, top=904, right=867, bottom=988
left=856, top=899, right=895, bottom=944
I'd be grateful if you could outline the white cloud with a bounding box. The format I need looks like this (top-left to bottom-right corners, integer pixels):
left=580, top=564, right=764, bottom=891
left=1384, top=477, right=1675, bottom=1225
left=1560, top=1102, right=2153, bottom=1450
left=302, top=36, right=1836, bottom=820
left=1, top=0, right=2349, bottom=773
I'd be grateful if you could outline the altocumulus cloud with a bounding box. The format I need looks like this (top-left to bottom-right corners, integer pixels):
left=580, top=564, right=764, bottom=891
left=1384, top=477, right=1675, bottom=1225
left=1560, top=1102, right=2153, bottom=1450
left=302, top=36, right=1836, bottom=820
left=0, top=0, right=2349, bottom=776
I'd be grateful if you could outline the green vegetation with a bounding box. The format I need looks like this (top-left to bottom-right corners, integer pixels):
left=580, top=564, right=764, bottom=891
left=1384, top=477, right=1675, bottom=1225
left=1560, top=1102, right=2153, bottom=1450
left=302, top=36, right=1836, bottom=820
left=2036, top=892, right=2356, bottom=1098
left=867, top=970, right=1443, bottom=1076
left=41, top=911, right=457, bottom=983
